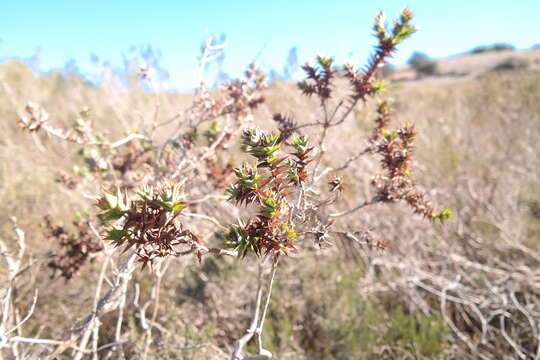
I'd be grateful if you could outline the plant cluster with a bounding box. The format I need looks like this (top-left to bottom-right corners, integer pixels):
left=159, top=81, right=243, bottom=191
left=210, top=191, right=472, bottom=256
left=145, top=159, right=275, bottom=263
left=44, top=216, right=103, bottom=280
left=5, top=8, right=454, bottom=360
left=369, top=99, right=452, bottom=221
left=224, top=130, right=312, bottom=258
left=96, top=184, right=200, bottom=269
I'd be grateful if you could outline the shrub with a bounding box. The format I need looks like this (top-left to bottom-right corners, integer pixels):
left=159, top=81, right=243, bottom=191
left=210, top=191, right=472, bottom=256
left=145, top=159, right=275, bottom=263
left=3, top=8, right=452, bottom=360
left=471, top=42, right=515, bottom=54
left=408, top=51, right=439, bottom=78
left=378, top=63, right=396, bottom=79
left=492, top=56, right=530, bottom=71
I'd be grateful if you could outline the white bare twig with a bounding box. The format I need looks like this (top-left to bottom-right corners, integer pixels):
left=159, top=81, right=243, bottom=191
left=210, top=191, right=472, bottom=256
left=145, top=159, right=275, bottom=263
left=232, top=258, right=278, bottom=360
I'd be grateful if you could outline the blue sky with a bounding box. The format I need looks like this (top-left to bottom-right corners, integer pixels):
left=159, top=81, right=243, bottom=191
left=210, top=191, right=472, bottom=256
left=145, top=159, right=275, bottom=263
left=1, top=1, right=538, bottom=90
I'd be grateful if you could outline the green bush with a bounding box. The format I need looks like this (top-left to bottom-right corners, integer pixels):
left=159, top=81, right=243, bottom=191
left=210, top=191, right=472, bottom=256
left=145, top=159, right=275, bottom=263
left=386, top=306, right=449, bottom=358
left=261, top=257, right=450, bottom=359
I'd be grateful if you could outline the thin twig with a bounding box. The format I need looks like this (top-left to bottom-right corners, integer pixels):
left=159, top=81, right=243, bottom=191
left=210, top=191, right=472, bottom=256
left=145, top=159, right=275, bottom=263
left=142, top=258, right=172, bottom=359
left=232, top=263, right=264, bottom=360
left=4, top=289, right=38, bottom=336
left=328, top=197, right=377, bottom=218
left=315, top=148, right=370, bottom=182
left=74, top=254, right=111, bottom=360
left=254, top=258, right=278, bottom=358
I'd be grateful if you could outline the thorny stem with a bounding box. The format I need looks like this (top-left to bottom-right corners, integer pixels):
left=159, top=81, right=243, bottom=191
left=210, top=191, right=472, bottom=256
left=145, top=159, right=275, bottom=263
left=306, top=29, right=394, bottom=178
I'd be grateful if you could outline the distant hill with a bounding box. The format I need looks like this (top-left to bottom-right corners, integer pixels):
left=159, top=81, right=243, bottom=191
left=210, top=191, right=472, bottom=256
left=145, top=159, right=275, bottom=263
left=391, top=48, right=540, bottom=84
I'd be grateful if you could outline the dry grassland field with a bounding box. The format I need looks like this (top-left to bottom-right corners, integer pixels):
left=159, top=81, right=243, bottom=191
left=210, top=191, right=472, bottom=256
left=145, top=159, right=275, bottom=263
left=1, top=9, right=540, bottom=360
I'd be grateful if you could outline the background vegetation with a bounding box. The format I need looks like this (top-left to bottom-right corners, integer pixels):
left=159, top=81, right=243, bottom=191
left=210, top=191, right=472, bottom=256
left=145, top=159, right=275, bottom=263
left=1, top=34, right=540, bottom=359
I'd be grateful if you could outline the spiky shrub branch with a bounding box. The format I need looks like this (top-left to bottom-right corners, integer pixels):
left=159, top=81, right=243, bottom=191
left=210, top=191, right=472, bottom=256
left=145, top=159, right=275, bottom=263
left=9, top=9, right=453, bottom=359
